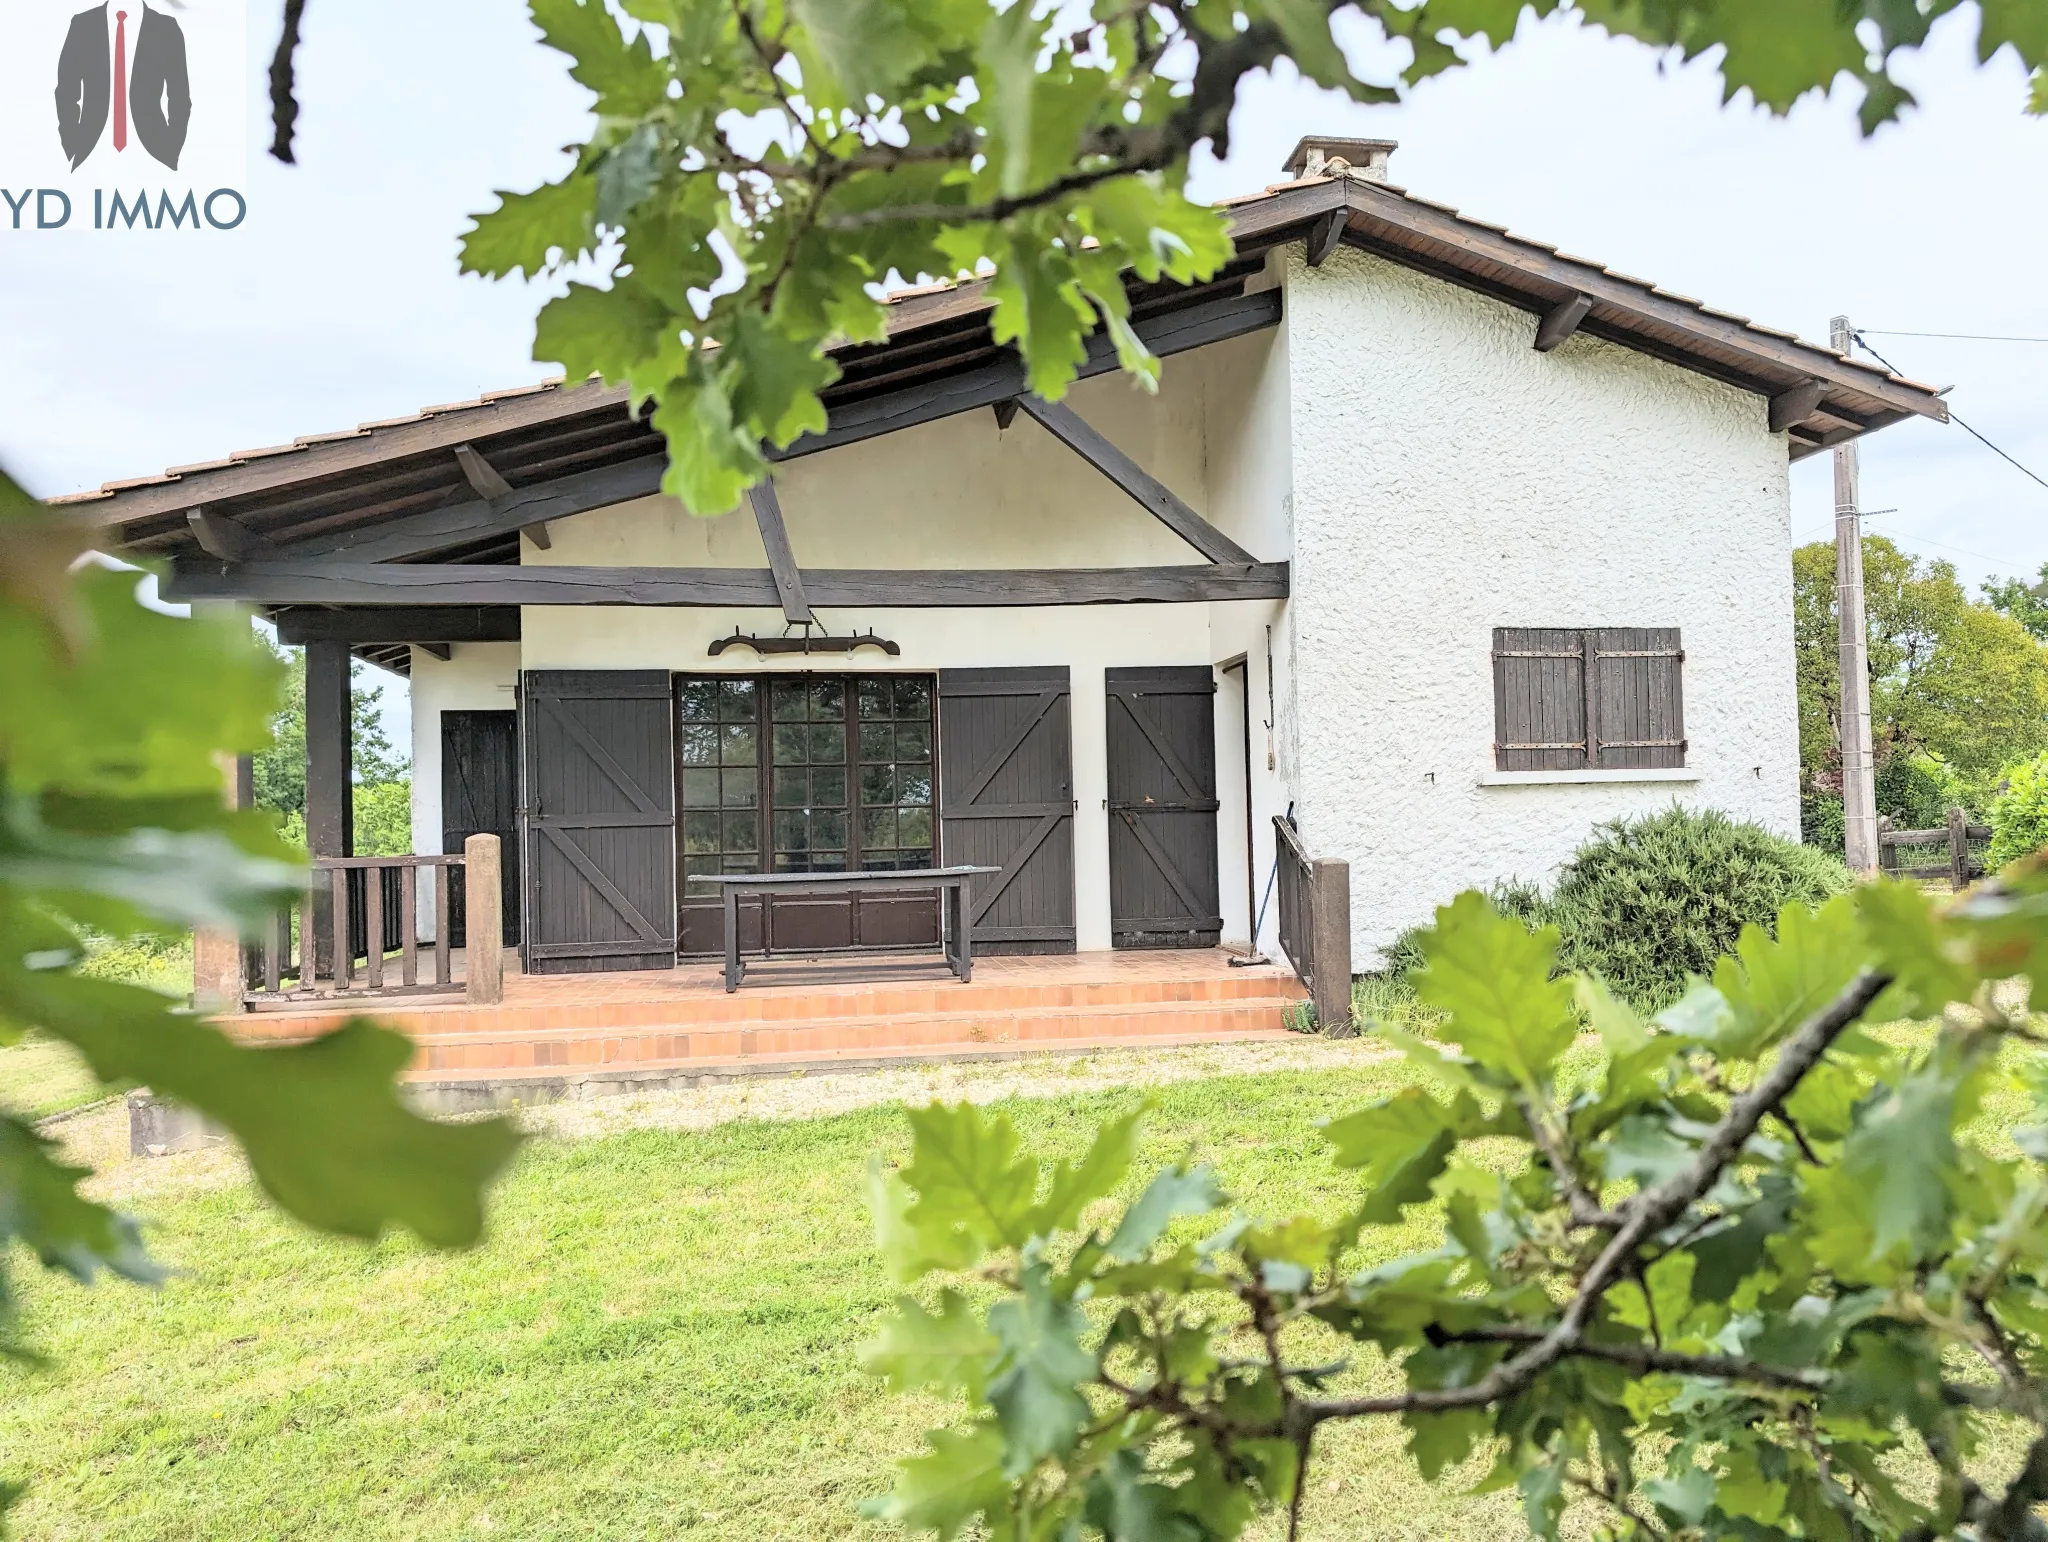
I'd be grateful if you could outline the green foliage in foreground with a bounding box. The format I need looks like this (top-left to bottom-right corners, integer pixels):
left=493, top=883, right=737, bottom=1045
left=864, top=865, right=2048, bottom=1542
left=1993, top=753, right=2048, bottom=870
left=0, top=480, right=518, bottom=1354
left=462, top=0, right=2047, bottom=517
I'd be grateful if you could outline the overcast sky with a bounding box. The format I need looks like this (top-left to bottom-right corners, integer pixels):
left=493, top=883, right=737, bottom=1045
left=4, top=2, right=2043, bottom=740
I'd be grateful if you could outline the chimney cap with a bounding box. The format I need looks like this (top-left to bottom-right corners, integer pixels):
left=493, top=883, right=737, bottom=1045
left=1284, top=136, right=1397, bottom=182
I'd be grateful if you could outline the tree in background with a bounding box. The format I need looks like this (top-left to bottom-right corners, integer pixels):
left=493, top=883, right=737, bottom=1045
left=252, top=644, right=413, bottom=856
left=1794, top=537, right=2048, bottom=840
left=1987, top=562, right=2048, bottom=644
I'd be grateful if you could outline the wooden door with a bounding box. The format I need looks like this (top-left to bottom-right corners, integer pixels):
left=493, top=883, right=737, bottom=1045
left=675, top=673, right=939, bottom=956
left=522, top=670, right=676, bottom=975
left=937, top=668, right=1075, bottom=954
left=1105, top=666, right=1221, bottom=949
left=441, top=708, right=520, bottom=947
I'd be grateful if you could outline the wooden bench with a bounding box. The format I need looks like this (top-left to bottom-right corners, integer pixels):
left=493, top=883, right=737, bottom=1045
left=690, top=867, right=1000, bottom=992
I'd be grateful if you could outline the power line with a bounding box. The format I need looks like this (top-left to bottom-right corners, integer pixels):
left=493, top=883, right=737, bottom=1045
left=1853, top=332, right=2048, bottom=495
left=1855, top=329, right=2048, bottom=344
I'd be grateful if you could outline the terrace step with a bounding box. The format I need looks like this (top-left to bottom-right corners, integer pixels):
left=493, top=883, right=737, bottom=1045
left=232, top=969, right=1305, bottom=1045
left=405, top=997, right=1305, bottom=1079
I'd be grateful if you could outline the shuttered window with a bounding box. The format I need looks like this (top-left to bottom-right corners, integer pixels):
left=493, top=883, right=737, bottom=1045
left=1491, top=627, right=1686, bottom=771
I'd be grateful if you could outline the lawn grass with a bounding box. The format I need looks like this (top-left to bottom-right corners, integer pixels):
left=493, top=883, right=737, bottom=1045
left=0, top=1039, right=108, bottom=1121
left=0, top=1058, right=1539, bottom=1542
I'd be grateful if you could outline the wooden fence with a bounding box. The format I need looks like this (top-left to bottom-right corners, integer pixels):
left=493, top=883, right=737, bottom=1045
left=1272, top=815, right=1353, bottom=1034
left=246, top=835, right=504, bottom=1008
left=1878, top=808, right=1992, bottom=891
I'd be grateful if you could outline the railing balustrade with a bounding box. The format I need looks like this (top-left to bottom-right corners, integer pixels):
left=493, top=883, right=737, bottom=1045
left=245, top=836, right=503, bottom=1007
left=1271, top=815, right=1352, bottom=1034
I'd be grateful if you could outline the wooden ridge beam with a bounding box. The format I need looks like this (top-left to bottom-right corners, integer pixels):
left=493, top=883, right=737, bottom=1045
left=268, top=605, right=521, bottom=644
left=1016, top=396, right=1258, bottom=567
left=746, top=479, right=812, bottom=624
left=171, top=560, right=1292, bottom=609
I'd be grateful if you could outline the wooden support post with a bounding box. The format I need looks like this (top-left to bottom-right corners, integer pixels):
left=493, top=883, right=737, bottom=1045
left=1948, top=806, right=1971, bottom=892
left=1310, top=858, right=1352, bottom=1037
left=464, top=835, right=504, bottom=1005
left=305, top=639, right=353, bottom=975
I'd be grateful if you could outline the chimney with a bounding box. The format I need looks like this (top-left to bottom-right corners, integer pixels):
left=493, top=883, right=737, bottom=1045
left=1284, top=136, right=1397, bottom=183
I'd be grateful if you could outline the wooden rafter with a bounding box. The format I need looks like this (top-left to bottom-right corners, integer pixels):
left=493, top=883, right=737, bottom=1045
left=745, top=479, right=812, bottom=625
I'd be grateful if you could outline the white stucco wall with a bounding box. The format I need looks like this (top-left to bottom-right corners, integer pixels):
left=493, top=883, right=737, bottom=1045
left=408, top=641, right=521, bottom=940
left=1283, top=246, right=1800, bottom=960
left=518, top=339, right=1285, bottom=952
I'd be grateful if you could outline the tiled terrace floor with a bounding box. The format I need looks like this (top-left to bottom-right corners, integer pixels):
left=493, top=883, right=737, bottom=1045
left=230, top=949, right=1308, bottom=1087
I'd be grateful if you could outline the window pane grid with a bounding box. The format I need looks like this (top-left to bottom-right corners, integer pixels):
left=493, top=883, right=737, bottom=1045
left=679, top=673, right=936, bottom=881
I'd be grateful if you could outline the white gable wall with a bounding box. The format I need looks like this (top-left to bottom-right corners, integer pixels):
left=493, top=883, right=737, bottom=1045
left=1282, top=246, right=1799, bottom=960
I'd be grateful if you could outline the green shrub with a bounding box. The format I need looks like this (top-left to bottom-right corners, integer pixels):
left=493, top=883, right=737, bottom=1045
left=1990, top=752, right=2048, bottom=867
left=1383, top=808, right=1850, bottom=1016
left=1547, top=806, right=1850, bottom=1010
left=1876, top=750, right=1973, bottom=830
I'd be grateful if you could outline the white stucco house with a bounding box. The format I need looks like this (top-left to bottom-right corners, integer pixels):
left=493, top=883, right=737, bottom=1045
left=84, top=137, right=1945, bottom=989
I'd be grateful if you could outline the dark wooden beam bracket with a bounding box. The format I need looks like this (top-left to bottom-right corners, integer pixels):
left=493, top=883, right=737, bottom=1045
left=186, top=506, right=270, bottom=561
left=1768, top=379, right=1828, bottom=434
left=1015, top=396, right=1258, bottom=567
left=454, top=442, right=549, bottom=549
left=1534, top=292, right=1593, bottom=352
left=1306, top=209, right=1346, bottom=268
left=992, top=399, right=1019, bottom=430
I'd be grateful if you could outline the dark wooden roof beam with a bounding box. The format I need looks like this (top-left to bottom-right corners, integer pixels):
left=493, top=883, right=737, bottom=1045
left=172, top=560, right=1292, bottom=608
left=268, top=605, right=521, bottom=644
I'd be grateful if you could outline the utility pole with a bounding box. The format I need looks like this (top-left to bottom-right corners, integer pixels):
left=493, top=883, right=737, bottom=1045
left=1831, top=314, right=1879, bottom=874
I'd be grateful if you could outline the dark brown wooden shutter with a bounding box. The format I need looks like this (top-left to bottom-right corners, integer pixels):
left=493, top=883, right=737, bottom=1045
left=937, top=667, right=1076, bottom=954
left=1492, top=627, right=1588, bottom=771
left=442, top=708, right=520, bottom=947
left=521, top=670, right=676, bottom=975
left=1591, top=628, right=1686, bottom=769
left=1105, top=666, right=1222, bottom=949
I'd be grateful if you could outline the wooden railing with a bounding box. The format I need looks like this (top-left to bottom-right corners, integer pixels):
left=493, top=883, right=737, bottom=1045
left=1879, top=808, right=1992, bottom=891
left=246, top=835, right=504, bottom=1007
left=1272, top=815, right=1353, bottom=1034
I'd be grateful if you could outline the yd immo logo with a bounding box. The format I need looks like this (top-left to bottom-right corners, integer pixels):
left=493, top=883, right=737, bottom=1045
left=56, top=4, right=192, bottom=172
left=3, top=0, right=246, bottom=234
